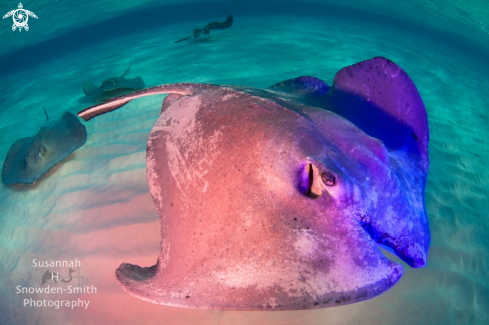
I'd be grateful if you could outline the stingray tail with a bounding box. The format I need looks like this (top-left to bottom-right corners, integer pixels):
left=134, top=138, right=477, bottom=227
left=122, top=60, right=132, bottom=78
left=193, top=28, right=204, bottom=39
left=174, top=35, right=193, bottom=43
left=78, top=84, right=197, bottom=121
left=43, top=107, right=49, bottom=121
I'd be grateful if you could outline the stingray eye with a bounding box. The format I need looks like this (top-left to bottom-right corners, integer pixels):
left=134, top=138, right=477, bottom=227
left=321, top=171, right=336, bottom=186
left=37, top=145, right=46, bottom=157
left=300, top=163, right=322, bottom=198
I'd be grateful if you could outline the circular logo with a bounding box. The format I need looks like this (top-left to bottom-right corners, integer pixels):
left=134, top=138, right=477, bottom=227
left=13, top=9, right=28, bottom=28
left=2, top=3, right=38, bottom=32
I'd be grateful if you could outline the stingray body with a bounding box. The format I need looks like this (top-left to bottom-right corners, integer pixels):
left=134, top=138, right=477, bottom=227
left=78, top=57, right=430, bottom=310
left=2, top=110, right=87, bottom=185
left=82, top=61, right=145, bottom=98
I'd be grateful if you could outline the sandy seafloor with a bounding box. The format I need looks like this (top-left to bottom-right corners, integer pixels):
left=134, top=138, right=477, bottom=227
left=0, top=13, right=488, bottom=325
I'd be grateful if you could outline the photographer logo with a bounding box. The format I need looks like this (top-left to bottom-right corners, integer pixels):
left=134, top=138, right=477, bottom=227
left=3, top=3, right=38, bottom=32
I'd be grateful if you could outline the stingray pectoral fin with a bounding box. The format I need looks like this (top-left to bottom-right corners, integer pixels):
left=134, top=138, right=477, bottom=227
left=113, top=213, right=403, bottom=310
left=370, top=149, right=431, bottom=268
left=133, top=76, right=145, bottom=89
left=206, top=15, right=233, bottom=31
left=83, top=82, right=99, bottom=96
left=222, top=15, right=233, bottom=28
left=314, top=57, right=430, bottom=268
left=1, top=138, right=34, bottom=185
left=59, top=112, right=88, bottom=149
left=329, top=56, right=429, bottom=164
left=331, top=57, right=430, bottom=267
left=124, top=76, right=145, bottom=90
left=77, top=84, right=198, bottom=121
left=208, top=15, right=233, bottom=30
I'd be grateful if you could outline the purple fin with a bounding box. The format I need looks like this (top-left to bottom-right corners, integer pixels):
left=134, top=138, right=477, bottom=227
left=327, top=57, right=430, bottom=267
left=328, top=57, right=428, bottom=168
left=267, top=58, right=430, bottom=268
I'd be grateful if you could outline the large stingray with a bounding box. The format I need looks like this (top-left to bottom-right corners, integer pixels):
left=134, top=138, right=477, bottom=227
left=2, top=109, right=87, bottom=185
left=78, top=57, right=430, bottom=310
left=82, top=61, right=145, bottom=98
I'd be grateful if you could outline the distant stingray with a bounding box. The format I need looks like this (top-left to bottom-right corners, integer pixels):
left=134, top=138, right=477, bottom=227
left=174, top=15, right=233, bottom=43
left=1, top=108, right=87, bottom=185
left=82, top=61, right=145, bottom=98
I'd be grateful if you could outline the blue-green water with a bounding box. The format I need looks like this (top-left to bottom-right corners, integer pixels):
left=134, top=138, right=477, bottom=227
left=0, top=2, right=488, bottom=324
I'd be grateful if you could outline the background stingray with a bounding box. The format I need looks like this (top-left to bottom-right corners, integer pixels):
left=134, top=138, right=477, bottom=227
left=174, top=15, right=233, bottom=43
left=82, top=61, right=145, bottom=99
left=1, top=108, right=87, bottom=185
left=78, top=57, right=430, bottom=310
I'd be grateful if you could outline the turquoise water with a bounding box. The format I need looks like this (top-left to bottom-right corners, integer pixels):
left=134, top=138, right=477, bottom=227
left=0, top=2, right=488, bottom=324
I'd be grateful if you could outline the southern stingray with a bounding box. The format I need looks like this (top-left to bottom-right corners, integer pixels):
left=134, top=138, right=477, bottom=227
left=174, top=15, right=233, bottom=43
left=78, top=57, right=430, bottom=310
left=2, top=108, right=87, bottom=185
left=82, top=61, right=145, bottom=98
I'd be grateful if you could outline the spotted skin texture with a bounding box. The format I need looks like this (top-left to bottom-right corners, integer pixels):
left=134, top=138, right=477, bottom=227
left=78, top=57, right=430, bottom=310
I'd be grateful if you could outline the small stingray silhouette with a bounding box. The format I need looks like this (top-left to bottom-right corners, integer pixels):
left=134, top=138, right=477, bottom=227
left=82, top=61, right=145, bottom=98
left=174, top=15, right=233, bottom=43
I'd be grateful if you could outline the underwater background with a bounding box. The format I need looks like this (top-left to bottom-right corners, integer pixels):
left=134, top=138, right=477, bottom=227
left=0, top=0, right=488, bottom=324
